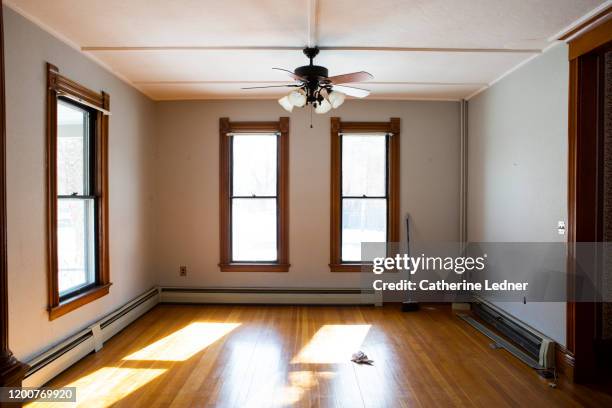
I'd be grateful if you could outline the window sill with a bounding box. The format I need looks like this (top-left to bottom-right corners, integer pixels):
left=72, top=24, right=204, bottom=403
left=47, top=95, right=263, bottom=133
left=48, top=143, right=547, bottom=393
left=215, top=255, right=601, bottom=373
left=48, top=283, right=112, bottom=321
left=329, top=262, right=372, bottom=272
left=329, top=263, right=365, bottom=272
left=219, top=263, right=290, bottom=272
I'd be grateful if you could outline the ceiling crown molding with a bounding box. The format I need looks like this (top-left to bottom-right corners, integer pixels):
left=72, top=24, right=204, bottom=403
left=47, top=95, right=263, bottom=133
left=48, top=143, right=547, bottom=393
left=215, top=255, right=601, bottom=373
left=549, top=0, right=612, bottom=42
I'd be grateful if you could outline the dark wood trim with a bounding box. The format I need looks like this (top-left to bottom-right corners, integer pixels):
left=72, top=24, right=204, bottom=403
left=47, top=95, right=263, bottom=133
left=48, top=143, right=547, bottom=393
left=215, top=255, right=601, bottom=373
left=46, top=64, right=111, bottom=320
left=558, top=5, right=612, bottom=42
left=0, top=3, right=29, bottom=398
left=330, top=117, right=342, bottom=270
left=47, top=63, right=106, bottom=108
left=98, top=91, right=111, bottom=288
left=219, top=117, right=290, bottom=272
left=556, top=344, right=576, bottom=380
left=328, top=263, right=362, bottom=272
left=219, top=118, right=231, bottom=270
left=567, top=49, right=600, bottom=383
left=337, top=121, right=395, bottom=133
left=388, top=118, right=401, bottom=244
left=278, top=117, right=290, bottom=268
left=329, top=117, right=401, bottom=272
left=566, top=18, right=612, bottom=383
left=218, top=263, right=290, bottom=272
left=46, top=64, right=59, bottom=308
left=223, top=121, right=281, bottom=133
left=569, top=17, right=612, bottom=60
left=566, top=57, right=578, bottom=358
left=48, top=283, right=111, bottom=320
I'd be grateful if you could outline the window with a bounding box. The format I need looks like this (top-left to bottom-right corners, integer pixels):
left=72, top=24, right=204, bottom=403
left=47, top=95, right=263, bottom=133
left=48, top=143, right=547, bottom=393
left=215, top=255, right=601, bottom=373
left=219, top=118, right=290, bottom=272
left=57, top=100, right=97, bottom=294
left=47, top=63, right=111, bottom=319
left=232, top=134, right=277, bottom=261
left=329, top=117, right=400, bottom=271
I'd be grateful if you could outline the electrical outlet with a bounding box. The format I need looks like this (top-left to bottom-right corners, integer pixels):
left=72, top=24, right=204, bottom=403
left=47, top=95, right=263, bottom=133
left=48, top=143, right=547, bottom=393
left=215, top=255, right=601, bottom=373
left=179, top=265, right=187, bottom=276
left=557, top=221, right=566, bottom=235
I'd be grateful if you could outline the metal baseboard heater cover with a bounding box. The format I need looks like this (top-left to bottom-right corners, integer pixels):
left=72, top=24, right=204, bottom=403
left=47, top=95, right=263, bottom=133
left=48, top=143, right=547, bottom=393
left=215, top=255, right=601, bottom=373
left=159, top=287, right=382, bottom=305
left=23, top=287, right=159, bottom=387
left=467, top=300, right=555, bottom=369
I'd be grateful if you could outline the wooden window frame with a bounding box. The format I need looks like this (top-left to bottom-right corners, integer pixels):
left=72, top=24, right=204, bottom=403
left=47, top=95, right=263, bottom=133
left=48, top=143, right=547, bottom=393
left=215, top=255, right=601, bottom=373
left=329, top=117, right=400, bottom=272
left=219, top=117, right=290, bottom=272
left=46, top=63, right=111, bottom=320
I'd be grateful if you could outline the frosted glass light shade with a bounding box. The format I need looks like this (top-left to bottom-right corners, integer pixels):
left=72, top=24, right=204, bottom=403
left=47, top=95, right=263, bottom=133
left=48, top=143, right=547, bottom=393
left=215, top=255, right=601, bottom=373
left=288, top=90, right=307, bottom=107
left=315, top=99, right=332, bottom=114
left=278, top=96, right=294, bottom=112
left=328, top=91, right=346, bottom=108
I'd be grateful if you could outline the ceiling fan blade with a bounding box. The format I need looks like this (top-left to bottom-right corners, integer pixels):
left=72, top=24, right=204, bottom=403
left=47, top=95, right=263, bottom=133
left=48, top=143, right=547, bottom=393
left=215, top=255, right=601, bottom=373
left=333, top=84, right=371, bottom=98
left=326, top=71, right=373, bottom=85
left=241, top=84, right=300, bottom=89
left=272, top=67, right=305, bottom=81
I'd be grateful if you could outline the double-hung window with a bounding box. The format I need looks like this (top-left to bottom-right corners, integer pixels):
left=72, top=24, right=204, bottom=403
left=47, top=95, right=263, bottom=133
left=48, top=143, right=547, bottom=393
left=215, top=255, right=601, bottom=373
left=47, top=63, right=111, bottom=319
left=56, top=99, right=97, bottom=295
left=219, top=118, right=290, bottom=272
left=329, top=117, right=400, bottom=271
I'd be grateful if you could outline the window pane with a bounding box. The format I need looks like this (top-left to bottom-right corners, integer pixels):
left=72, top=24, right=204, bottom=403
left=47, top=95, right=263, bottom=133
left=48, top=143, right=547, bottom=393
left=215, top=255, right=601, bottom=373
left=232, top=134, right=277, bottom=196
left=232, top=198, right=277, bottom=261
left=342, top=134, right=386, bottom=196
left=342, top=199, right=387, bottom=262
left=57, top=199, right=95, bottom=295
left=57, top=100, right=89, bottom=196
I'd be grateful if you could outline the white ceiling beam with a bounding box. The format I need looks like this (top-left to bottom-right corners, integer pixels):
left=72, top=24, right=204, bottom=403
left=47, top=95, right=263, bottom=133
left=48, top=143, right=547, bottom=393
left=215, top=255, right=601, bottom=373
left=82, top=46, right=540, bottom=54
left=307, top=0, right=318, bottom=47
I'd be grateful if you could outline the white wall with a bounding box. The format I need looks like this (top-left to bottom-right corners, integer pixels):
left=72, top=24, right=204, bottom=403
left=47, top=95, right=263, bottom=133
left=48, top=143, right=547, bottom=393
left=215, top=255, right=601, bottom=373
left=467, top=44, right=569, bottom=344
left=153, top=100, right=460, bottom=288
left=5, top=6, right=158, bottom=361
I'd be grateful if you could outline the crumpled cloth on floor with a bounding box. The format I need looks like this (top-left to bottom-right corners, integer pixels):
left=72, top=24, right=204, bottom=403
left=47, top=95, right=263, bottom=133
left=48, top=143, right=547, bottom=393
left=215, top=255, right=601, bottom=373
left=351, top=351, right=374, bottom=365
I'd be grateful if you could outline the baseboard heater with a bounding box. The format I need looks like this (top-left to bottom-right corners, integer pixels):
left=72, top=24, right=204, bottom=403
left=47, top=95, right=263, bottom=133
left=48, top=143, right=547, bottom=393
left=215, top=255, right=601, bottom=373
left=159, top=287, right=382, bottom=305
left=463, top=299, right=555, bottom=370
left=23, top=287, right=159, bottom=388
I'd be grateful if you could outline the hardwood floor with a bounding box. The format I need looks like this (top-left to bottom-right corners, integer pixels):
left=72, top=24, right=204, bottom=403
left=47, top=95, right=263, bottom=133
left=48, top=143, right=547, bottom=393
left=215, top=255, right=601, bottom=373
left=28, top=304, right=612, bottom=407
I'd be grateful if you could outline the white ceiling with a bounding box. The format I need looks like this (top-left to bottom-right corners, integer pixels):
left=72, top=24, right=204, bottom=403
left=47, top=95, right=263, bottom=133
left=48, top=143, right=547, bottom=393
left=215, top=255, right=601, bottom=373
left=5, top=0, right=609, bottom=100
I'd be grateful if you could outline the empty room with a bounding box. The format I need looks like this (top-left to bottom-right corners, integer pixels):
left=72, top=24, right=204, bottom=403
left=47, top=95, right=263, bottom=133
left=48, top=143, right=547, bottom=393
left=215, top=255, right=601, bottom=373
left=1, top=0, right=612, bottom=407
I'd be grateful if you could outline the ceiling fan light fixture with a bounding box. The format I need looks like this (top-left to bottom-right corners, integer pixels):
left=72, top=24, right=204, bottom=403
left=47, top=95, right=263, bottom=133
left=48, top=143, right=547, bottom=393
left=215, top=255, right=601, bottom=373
left=278, top=95, right=294, bottom=112
left=314, top=98, right=332, bottom=114
left=288, top=89, right=307, bottom=107
left=327, top=90, right=346, bottom=109
left=255, top=48, right=372, bottom=117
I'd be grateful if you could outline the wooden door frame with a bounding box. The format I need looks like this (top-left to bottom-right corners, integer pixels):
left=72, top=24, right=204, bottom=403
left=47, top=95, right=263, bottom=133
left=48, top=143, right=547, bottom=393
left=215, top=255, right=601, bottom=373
left=566, top=14, right=612, bottom=383
left=0, top=1, right=29, bottom=400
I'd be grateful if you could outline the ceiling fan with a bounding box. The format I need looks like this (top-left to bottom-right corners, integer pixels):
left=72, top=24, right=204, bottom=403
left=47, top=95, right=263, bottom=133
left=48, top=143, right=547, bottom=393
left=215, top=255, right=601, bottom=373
left=242, top=47, right=373, bottom=114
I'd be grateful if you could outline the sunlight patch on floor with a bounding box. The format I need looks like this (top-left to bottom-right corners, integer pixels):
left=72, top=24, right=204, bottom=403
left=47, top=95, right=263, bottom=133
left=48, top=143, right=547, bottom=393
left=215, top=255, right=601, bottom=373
left=123, top=322, right=240, bottom=361
left=291, top=324, right=371, bottom=364
left=27, top=367, right=165, bottom=408
left=276, top=371, right=317, bottom=406
left=244, top=370, right=337, bottom=407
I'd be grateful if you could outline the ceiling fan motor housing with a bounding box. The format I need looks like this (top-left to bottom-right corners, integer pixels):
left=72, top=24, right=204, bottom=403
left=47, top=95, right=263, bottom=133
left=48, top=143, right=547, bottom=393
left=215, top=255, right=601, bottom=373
left=294, top=65, right=329, bottom=80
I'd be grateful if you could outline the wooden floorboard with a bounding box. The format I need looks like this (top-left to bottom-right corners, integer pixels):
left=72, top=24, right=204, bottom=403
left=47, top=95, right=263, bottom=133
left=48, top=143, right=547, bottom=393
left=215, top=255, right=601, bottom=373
left=27, top=304, right=612, bottom=408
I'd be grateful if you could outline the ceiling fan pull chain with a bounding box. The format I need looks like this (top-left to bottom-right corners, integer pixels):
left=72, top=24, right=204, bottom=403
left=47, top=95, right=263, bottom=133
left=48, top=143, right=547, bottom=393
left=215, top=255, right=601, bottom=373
left=310, top=105, right=314, bottom=128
